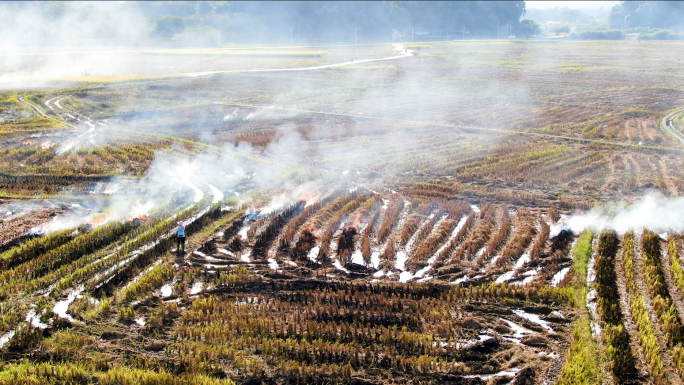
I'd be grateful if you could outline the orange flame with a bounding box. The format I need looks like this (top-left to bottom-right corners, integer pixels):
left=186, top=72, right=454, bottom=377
left=298, top=190, right=321, bottom=203
left=87, top=208, right=116, bottom=228
left=352, top=213, right=362, bottom=228
left=131, top=214, right=151, bottom=223
left=40, top=141, right=51, bottom=149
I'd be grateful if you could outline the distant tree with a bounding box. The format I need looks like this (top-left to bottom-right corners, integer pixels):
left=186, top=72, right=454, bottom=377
left=153, top=15, right=185, bottom=38
left=609, top=1, right=684, bottom=30
left=548, top=25, right=570, bottom=34
left=519, top=19, right=540, bottom=37
left=42, top=1, right=72, bottom=19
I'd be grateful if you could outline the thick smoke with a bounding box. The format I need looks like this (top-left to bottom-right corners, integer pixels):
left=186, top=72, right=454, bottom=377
left=556, top=191, right=684, bottom=235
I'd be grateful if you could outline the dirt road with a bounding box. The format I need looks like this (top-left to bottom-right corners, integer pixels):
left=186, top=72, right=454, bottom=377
left=661, top=110, right=684, bottom=147
left=186, top=44, right=413, bottom=77
left=17, top=96, right=75, bottom=129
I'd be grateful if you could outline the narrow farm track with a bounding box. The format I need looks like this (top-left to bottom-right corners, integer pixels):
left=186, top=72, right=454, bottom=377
left=186, top=46, right=414, bottom=77
left=17, top=96, right=76, bottom=128
left=614, top=238, right=655, bottom=384
left=661, top=109, right=684, bottom=147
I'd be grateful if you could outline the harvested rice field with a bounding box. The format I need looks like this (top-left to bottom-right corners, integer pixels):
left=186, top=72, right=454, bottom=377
left=3, top=31, right=684, bottom=385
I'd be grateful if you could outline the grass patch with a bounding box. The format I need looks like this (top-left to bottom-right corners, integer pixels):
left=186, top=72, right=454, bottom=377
left=497, top=60, right=525, bottom=69
left=556, top=314, right=602, bottom=385
left=559, top=62, right=618, bottom=73
left=572, top=230, right=594, bottom=288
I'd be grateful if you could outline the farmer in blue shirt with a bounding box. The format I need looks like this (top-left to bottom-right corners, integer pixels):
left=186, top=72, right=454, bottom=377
left=176, top=221, right=186, bottom=254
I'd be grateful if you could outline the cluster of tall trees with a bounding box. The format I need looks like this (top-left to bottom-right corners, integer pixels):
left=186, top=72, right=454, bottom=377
left=610, top=1, right=684, bottom=30
left=216, top=1, right=528, bottom=42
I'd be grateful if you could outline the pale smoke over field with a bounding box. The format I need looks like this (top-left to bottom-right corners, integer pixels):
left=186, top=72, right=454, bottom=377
left=557, top=192, right=684, bottom=235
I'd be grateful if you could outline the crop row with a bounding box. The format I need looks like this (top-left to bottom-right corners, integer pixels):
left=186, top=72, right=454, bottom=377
left=251, top=202, right=304, bottom=258
left=640, top=230, right=684, bottom=376
left=594, top=230, right=636, bottom=381
left=480, top=206, right=511, bottom=262
left=433, top=211, right=475, bottom=271
left=622, top=231, right=665, bottom=381
left=529, top=217, right=550, bottom=260
left=669, top=236, right=684, bottom=306
left=92, top=205, right=233, bottom=297
left=51, top=204, right=201, bottom=293
left=407, top=202, right=469, bottom=272
left=316, top=195, right=369, bottom=262
left=117, top=264, right=174, bottom=303
left=376, top=199, right=404, bottom=244
left=451, top=204, right=496, bottom=263
left=0, top=228, right=74, bottom=271
left=0, top=220, right=136, bottom=299
left=496, top=208, right=536, bottom=266
left=0, top=361, right=237, bottom=385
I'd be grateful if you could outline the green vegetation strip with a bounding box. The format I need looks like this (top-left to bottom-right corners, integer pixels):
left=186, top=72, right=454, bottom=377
left=0, top=229, right=74, bottom=271
left=556, top=230, right=604, bottom=384
left=556, top=315, right=602, bottom=385
left=117, top=264, right=174, bottom=304
left=0, top=221, right=136, bottom=300
left=0, top=361, right=236, bottom=385
left=72, top=203, right=207, bottom=292
left=569, top=230, right=592, bottom=309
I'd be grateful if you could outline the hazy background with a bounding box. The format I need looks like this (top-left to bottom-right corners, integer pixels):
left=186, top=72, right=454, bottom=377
left=1, top=1, right=683, bottom=51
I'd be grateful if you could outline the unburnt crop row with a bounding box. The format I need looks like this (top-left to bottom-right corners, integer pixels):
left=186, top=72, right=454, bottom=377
left=640, top=230, right=684, bottom=377
left=594, top=230, right=637, bottom=382
left=529, top=217, right=550, bottom=260
left=57, top=204, right=203, bottom=292
left=0, top=228, right=74, bottom=271
left=0, top=220, right=137, bottom=300
left=92, top=204, right=234, bottom=298
left=621, top=232, right=666, bottom=381
left=0, top=203, right=209, bottom=341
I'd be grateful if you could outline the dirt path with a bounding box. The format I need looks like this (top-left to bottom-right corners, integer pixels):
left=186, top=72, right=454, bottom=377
left=17, top=96, right=76, bottom=129
left=633, top=234, right=683, bottom=384
left=661, top=110, right=684, bottom=147
left=614, top=238, right=655, bottom=384
left=186, top=44, right=414, bottom=77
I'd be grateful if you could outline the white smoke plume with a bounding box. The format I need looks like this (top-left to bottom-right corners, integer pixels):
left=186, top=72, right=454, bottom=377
left=556, top=191, right=684, bottom=235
